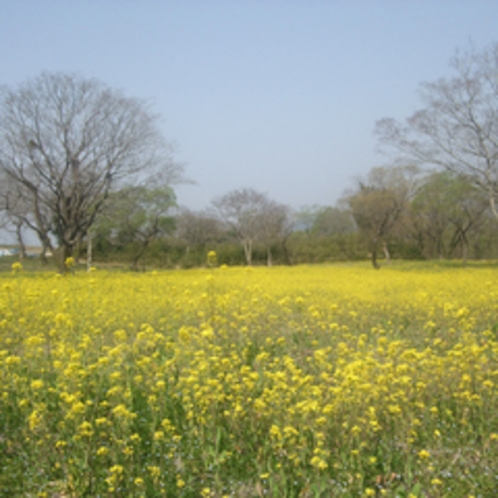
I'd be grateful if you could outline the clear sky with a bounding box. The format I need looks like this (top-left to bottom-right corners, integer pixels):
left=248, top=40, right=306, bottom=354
left=1, top=0, right=498, bottom=211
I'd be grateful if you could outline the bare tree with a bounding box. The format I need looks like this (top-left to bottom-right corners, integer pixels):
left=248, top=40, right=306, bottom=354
left=212, top=188, right=270, bottom=265
left=175, top=208, right=222, bottom=255
left=258, top=200, right=293, bottom=266
left=376, top=42, right=498, bottom=218
left=0, top=72, right=183, bottom=271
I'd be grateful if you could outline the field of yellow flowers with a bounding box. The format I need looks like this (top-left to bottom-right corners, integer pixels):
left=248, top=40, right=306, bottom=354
left=1, top=260, right=498, bottom=497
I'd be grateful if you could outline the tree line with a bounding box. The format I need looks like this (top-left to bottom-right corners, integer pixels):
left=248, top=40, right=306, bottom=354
left=2, top=43, right=498, bottom=270
left=86, top=166, right=497, bottom=269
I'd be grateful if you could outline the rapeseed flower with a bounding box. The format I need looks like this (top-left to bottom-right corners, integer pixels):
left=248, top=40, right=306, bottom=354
left=1, top=263, right=498, bottom=495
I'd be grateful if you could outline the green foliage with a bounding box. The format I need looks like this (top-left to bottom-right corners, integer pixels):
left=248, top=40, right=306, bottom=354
left=288, top=232, right=361, bottom=264
left=412, top=171, right=489, bottom=260
left=69, top=168, right=498, bottom=269
left=93, top=185, right=176, bottom=269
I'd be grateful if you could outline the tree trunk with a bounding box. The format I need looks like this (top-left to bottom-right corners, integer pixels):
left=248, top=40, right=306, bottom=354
left=461, top=231, right=469, bottom=266
left=73, top=235, right=82, bottom=264
left=371, top=249, right=380, bottom=269
left=37, top=232, right=55, bottom=266
left=281, top=239, right=292, bottom=266
left=243, top=239, right=252, bottom=266
left=489, top=190, right=498, bottom=219
left=437, top=237, right=444, bottom=259
left=382, top=241, right=391, bottom=265
left=266, top=246, right=273, bottom=267
left=58, top=243, right=74, bottom=273
left=39, top=239, right=49, bottom=265
left=86, top=231, right=92, bottom=271
left=32, top=194, right=53, bottom=264
left=15, top=223, right=26, bottom=260
left=130, top=240, right=150, bottom=271
left=371, top=240, right=380, bottom=269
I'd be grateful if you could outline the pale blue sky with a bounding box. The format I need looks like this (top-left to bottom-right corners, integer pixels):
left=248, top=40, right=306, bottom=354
left=1, top=0, right=498, bottom=211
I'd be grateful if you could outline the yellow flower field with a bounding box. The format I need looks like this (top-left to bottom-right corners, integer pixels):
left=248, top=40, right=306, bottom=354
left=1, top=262, right=498, bottom=497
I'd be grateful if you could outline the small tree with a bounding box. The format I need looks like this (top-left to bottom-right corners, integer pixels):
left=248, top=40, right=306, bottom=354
left=346, top=166, right=420, bottom=269
left=258, top=200, right=293, bottom=266
left=212, top=188, right=269, bottom=265
left=175, top=208, right=222, bottom=256
left=94, top=184, right=176, bottom=270
left=412, top=171, right=488, bottom=263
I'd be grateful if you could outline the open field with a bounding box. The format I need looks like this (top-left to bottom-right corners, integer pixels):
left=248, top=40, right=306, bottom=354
left=1, top=262, right=498, bottom=497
